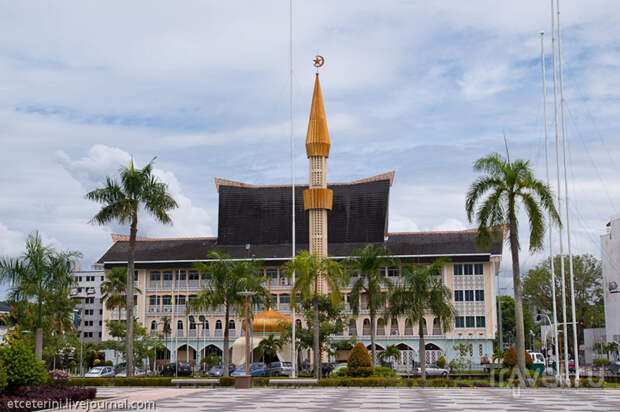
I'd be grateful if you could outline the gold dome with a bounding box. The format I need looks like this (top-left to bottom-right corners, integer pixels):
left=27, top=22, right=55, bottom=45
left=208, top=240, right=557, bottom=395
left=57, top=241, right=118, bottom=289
left=248, top=308, right=292, bottom=334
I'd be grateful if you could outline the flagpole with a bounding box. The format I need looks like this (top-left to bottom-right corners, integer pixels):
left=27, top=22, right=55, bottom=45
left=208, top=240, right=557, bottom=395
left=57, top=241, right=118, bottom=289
left=290, top=0, right=297, bottom=379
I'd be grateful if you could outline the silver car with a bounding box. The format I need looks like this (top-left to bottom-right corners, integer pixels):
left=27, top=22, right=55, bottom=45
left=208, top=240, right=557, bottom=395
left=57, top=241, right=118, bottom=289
left=84, top=366, right=115, bottom=378
left=414, top=365, right=448, bottom=377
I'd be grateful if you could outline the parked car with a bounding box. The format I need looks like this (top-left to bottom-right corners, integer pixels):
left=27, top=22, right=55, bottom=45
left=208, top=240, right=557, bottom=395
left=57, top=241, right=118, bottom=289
left=206, top=363, right=236, bottom=377
left=267, top=361, right=292, bottom=377
left=528, top=352, right=545, bottom=365
left=322, top=362, right=336, bottom=377
left=231, top=363, right=266, bottom=376
left=413, top=364, right=448, bottom=377
left=607, top=360, right=620, bottom=376
left=161, top=362, right=192, bottom=377
left=84, top=366, right=115, bottom=378
left=115, top=368, right=146, bottom=377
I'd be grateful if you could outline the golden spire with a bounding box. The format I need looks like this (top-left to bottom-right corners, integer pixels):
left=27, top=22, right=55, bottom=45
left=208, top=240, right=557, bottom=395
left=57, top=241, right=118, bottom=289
left=305, top=73, right=330, bottom=158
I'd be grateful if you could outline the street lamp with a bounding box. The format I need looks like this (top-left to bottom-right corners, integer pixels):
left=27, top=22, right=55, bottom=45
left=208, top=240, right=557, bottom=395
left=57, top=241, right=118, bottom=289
left=238, top=291, right=256, bottom=376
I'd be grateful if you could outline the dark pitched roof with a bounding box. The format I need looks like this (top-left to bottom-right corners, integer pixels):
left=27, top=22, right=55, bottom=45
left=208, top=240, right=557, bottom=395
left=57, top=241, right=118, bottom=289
left=97, top=230, right=502, bottom=265
left=216, top=173, right=393, bottom=245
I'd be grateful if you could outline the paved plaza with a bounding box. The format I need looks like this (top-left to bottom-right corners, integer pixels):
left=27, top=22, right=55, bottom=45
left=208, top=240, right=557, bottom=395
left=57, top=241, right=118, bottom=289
left=97, top=387, right=620, bottom=411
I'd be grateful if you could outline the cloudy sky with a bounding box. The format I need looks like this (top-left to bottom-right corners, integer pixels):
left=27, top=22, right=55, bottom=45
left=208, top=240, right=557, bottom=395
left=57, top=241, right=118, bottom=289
left=1, top=1, right=619, bottom=297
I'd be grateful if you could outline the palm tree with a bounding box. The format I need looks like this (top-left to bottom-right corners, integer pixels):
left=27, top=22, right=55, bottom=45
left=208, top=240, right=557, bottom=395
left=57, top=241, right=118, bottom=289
left=344, top=244, right=394, bottom=365
left=0, top=231, right=80, bottom=360
left=101, top=267, right=141, bottom=365
left=377, top=344, right=401, bottom=369
left=161, top=316, right=171, bottom=364
left=465, top=153, right=560, bottom=383
left=256, top=334, right=283, bottom=363
left=284, top=251, right=347, bottom=378
left=86, top=158, right=178, bottom=377
left=190, top=251, right=269, bottom=376
left=388, top=259, right=455, bottom=382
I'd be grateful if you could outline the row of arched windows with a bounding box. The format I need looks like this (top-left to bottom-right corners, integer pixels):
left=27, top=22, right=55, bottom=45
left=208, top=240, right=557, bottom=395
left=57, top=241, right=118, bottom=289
left=150, top=319, right=235, bottom=331
left=349, top=318, right=443, bottom=336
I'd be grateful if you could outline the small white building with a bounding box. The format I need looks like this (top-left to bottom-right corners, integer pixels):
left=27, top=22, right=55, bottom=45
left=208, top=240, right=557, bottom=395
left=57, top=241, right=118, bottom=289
left=601, top=218, right=620, bottom=345
left=0, top=301, right=10, bottom=342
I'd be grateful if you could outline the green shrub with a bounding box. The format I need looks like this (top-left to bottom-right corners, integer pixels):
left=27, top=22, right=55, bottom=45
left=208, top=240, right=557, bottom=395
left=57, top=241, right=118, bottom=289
left=402, top=378, right=424, bottom=387
left=593, top=358, right=611, bottom=367
left=104, top=360, right=114, bottom=366
left=219, top=377, right=235, bottom=387
left=436, top=356, right=446, bottom=369
left=318, top=377, right=400, bottom=387
left=373, top=367, right=397, bottom=378
left=347, top=366, right=374, bottom=377
left=0, top=359, right=7, bottom=393
left=427, top=378, right=454, bottom=387
left=348, top=343, right=372, bottom=368
left=0, top=341, right=47, bottom=388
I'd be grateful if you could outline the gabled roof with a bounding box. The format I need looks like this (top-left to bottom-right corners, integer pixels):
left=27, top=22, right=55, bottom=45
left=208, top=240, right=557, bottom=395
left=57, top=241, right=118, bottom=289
left=216, top=173, right=393, bottom=245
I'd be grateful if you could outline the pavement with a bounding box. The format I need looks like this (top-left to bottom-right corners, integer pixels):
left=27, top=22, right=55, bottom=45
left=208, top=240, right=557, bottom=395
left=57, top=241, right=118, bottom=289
left=83, top=386, right=620, bottom=411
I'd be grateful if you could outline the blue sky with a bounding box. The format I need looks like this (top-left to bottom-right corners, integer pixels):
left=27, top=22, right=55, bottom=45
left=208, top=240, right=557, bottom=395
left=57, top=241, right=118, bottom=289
left=1, top=1, right=619, bottom=297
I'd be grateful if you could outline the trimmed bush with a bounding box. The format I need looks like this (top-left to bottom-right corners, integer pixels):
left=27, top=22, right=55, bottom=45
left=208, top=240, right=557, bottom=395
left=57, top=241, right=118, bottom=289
left=373, top=367, right=397, bottom=378
left=348, top=343, right=372, bottom=368
left=502, top=347, right=518, bottom=368
left=0, top=341, right=47, bottom=389
left=525, top=351, right=533, bottom=367
left=0, top=359, right=7, bottom=393
left=593, top=358, right=611, bottom=367
left=219, top=377, right=235, bottom=387
left=436, top=356, right=446, bottom=369
left=319, top=377, right=401, bottom=387
left=427, top=378, right=454, bottom=387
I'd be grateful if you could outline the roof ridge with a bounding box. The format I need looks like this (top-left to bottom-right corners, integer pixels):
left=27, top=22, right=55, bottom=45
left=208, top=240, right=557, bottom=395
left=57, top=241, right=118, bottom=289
left=388, top=228, right=479, bottom=236
left=111, top=234, right=217, bottom=242
left=214, top=171, right=395, bottom=191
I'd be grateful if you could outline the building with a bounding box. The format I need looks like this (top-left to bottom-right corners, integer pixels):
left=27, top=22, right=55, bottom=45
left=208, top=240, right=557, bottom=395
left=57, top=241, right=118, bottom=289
left=70, top=267, right=105, bottom=343
left=97, top=71, right=503, bottom=369
left=601, top=217, right=620, bottom=344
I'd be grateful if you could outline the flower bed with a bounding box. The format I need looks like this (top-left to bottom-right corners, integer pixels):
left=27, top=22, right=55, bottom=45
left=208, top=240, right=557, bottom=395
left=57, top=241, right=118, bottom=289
left=0, top=386, right=96, bottom=412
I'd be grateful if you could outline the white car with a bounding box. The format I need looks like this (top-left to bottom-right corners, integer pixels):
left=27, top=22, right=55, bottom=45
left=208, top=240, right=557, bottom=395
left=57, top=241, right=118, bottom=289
left=115, top=368, right=147, bottom=377
left=528, top=352, right=545, bottom=365
left=414, top=365, right=448, bottom=377
left=84, top=366, right=115, bottom=378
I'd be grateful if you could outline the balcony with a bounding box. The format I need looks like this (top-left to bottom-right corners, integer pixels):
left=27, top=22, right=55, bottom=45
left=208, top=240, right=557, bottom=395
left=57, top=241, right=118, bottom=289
left=162, top=280, right=173, bottom=289
left=214, top=330, right=223, bottom=337
left=188, top=329, right=197, bottom=337
left=188, top=280, right=200, bottom=289
left=200, top=330, right=209, bottom=337
left=176, top=330, right=184, bottom=338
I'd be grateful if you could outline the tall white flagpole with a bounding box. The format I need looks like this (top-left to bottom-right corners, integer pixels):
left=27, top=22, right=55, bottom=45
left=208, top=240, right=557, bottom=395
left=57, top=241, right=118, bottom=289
left=540, top=31, right=561, bottom=384
left=290, top=0, right=297, bottom=378
left=556, top=0, right=580, bottom=384
left=550, top=0, right=570, bottom=385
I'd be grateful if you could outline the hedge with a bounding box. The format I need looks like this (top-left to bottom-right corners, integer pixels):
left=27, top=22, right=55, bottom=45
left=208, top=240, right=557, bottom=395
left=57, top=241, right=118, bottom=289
left=318, top=377, right=401, bottom=387
left=69, top=377, right=237, bottom=387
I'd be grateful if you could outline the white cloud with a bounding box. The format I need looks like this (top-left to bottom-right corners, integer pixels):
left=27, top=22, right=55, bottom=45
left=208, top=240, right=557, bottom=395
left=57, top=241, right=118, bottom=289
left=0, top=223, right=25, bottom=257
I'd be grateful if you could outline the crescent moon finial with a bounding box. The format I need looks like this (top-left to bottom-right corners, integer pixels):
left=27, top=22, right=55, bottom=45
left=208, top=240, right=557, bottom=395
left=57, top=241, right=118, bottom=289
left=313, top=55, right=325, bottom=70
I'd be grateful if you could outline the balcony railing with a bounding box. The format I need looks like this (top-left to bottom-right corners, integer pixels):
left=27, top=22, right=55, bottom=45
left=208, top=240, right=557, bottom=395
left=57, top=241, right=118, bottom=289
left=176, top=330, right=184, bottom=338
left=188, top=329, right=197, bottom=337
left=162, top=280, right=173, bottom=289
left=214, top=330, right=223, bottom=337
left=201, top=330, right=209, bottom=337
left=188, top=280, right=200, bottom=289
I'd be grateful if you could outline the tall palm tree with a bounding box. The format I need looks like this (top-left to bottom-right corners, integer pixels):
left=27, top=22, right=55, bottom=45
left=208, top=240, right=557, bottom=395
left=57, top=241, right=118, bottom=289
left=284, top=251, right=347, bottom=378
left=256, top=334, right=283, bottom=363
left=161, top=316, right=171, bottom=364
left=388, top=259, right=455, bottom=382
left=86, top=158, right=178, bottom=377
left=465, top=153, right=560, bottom=383
left=344, top=244, right=394, bottom=365
left=190, top=250, right=269, bottom=376
left=0, top=231, right=80, bottom=360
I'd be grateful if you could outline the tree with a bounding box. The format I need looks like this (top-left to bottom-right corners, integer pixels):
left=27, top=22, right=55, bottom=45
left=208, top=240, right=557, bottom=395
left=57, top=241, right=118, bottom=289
left=86, top=158, right=178, bottom=376
left=344, top=244, right=394, bottom=365
left=284, top=251, right=347, bottom=378
left=256, top=335, right=283, bottom=363
left=465, top=153, right=560, bottom=385
left=388, top=259, right=455, bottom=382
left=0, top=231, right=81, bottom=360
left=498, top=296, right=535, bottom=350
left=189, top=250, right=269, bottom=376
left=523, top=254, right=604, bottom=354
left=377, top=344, right=401, bottom=369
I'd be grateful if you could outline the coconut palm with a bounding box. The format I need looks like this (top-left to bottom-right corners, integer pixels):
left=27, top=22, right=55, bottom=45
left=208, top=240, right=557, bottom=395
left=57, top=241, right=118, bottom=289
left=190, top=251, right=270, bottom=376
left=161, top=316, right=171, bottom=363
left=86, top=158, right=178, bottom=377
left=388, top=259, right=455, bottom=382
left=344, top=244, right=395, bottom=365
left=377, top=344, right=401, bottom=369
left=465, top=153, right=560, bottom=384
left=256, top=334, right=283, bottom=363
left=0, top=231, right=80, bottom=360
left=284, top=251, right=347, bottom=378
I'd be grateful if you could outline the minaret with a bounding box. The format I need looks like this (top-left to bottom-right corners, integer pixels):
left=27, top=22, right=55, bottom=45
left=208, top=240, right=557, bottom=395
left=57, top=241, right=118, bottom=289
left=303, top=57, right=332, bottom=293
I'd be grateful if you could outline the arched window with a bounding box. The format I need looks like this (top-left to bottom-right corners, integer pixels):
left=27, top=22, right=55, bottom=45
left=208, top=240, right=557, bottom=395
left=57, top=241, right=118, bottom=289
left=228, top=319, right=235, bottom=329
left=296, top=319, right=302, bottom=329
left=390, top=318, right=399, bottom=336
left=215, top=320, right=222, bottom=329
left=348, top=319, right=357, bottom=336
left=432, top=318, right=441, bottom=335
left=377, top=318, right=386, bottom=335
left=203, top=320, right=209, bottom=330
left=422, top=319, right=428, bottom=335
left=405, top=318, right=414, bottom=335
left=189, top=321, right=196, bottom=330
left=362, top=319, right=371, bottom=335
left=150, top=320, right=157, bottom=330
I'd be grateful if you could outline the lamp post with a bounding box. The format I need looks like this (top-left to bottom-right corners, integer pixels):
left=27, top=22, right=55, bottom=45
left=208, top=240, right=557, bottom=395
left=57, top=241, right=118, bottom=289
left=238, top=291, right=256, bottom=376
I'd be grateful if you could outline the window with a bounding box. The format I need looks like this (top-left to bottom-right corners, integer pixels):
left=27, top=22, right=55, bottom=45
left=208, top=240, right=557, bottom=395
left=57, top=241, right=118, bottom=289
left=228, top=320, right=235, bottom=329
left=98, top=332, right=102, bottom=338
left=101, top=276, right=104, bottom=281
left=190, top=321, right=197, bottom=330
left=476, top=316, right=486, bottom=328
left=271, top=294, right=278, bottom=305
left=99, top=309, right=102, bottom=315
left=175, top=295, right=186, bottom=305
left=464, top=264, right=473, bottom=275
left=177, top=320, right=183, bottom=330
left=465, top=290, right=474, bottom=301
left=176, top=271, right=186, bottom=281
left=455, top=317, right=465, bottom=328
left=215, top=320, right=222, bottom=330
left=454, top=290, right=464, bottom=302
left=280, top=294, right=290, bottom=304
left=379, top=268, right=386, bottom=277
left=188, top=271, right=199, bottom=281
left=453, top=264, right=463, bottom=276
left=475, top=290, right=485, bottom=301
left=150, top=271, right=161, bottom=281
left=162, top=295, right=172, bottom=305
left=134, top=271, right=138, bottom=282
left=163, top=271, right=173, bottom=281
left=78, top=277, right=82, bottom=282
left=465, top=316, right=475, bottom=328
left=474, top=264, right=483, bottom=275
left=387, top=267, right=399, bottom=277
left=266, top=269, right=278, bottom=282
left=151, top=321, right=157, bottom=330
left=149, top=295, right=161, bottom=305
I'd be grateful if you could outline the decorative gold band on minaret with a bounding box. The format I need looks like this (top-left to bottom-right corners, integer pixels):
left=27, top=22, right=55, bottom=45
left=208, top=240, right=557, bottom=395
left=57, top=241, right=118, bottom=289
left=303, top=188, right=333, bottom=210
